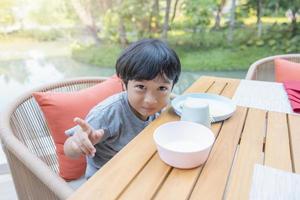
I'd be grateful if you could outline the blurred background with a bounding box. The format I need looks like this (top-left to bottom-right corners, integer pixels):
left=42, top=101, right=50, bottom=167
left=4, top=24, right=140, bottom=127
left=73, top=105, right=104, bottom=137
left=0, top=0, right=299, bottom=110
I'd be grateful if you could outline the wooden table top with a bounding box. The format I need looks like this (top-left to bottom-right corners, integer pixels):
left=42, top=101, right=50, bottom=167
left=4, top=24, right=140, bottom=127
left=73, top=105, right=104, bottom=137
left=68, top=76, right=300, bottom=200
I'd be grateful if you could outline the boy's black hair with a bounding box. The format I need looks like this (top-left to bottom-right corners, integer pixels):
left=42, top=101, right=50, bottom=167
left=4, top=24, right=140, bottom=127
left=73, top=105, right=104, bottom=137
left=116, top=39, right=181, bottom=86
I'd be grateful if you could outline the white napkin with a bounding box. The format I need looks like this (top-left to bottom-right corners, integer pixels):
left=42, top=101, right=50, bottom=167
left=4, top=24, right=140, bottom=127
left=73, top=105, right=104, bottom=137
left=250, top=164, right=300, bottom=200
left=233, top=80, right=295, bottom=114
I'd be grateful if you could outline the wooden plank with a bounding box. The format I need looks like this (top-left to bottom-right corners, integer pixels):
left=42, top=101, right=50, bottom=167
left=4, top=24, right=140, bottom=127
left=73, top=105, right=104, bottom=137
left=212, top=78, right=240, bottom=140
left=184, top=76, right=216, bottom=94
left=265, top=112, right=292, bottom=171
left=154, top=167, right=199, bottom=200
left=288, top=114, right=300, bottom=173
left=221, top=79, right=240, bottom=99
left=184, top=75, right=239, bottom=95
left=206, top=79, right=227, bottom=94
left=214, top=76, right=243, bottom=83
left=225, top=108, right=266, bottom=200
left=189, top=106, right=248, bottom=200
left=118, top=153, right=171, bottom=200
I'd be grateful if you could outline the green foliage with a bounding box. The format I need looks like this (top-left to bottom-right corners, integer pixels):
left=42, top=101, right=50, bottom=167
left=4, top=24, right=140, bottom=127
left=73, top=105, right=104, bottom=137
left=2, top=0, right=299, bottom=72
left=71, top=21, right=294, bottom=71
left=277, top=0, right=300, bottom=11
left=101, top=10, right=120, bottom=42
left=169, top=31, right=226, bottom=49
left=71, top=40, right=285, bottom=71
left=28, top=0, right=75, bottom=25
left=100, top=0, right=155, bottom=42
left=245, top=23, right=300, bottom=53
left=8, top=29, right=63, bottom=41
left=168, top=26, right=255, bottom=50
left=181, top=0, right=211, bottom=33
left=177, top=46, right=282, bottom=71
left=71, top=42, right=122, bottom=67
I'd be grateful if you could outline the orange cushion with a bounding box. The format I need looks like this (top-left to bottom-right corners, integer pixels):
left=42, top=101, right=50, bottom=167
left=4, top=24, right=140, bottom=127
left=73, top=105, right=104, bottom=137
left=275, top=58, right=300, bottom=82
left=33, top=75, right=123, bottom=180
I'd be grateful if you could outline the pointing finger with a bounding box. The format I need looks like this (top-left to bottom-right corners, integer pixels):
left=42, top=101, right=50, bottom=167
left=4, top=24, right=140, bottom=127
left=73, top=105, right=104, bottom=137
left=74, top=117, right=93, bottom=134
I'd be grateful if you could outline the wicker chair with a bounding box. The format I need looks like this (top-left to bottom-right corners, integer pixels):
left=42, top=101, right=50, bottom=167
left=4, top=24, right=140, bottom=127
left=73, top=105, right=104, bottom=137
left=245, top=54, right=300, bottom=81
left=0, top=77, right=108, bottom=200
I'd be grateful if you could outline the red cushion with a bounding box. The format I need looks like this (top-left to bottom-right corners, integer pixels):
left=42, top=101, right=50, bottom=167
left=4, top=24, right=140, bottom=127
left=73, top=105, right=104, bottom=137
left=275, top=58, right=300, bottom=82
left=33, top=75, right=123, bottom=180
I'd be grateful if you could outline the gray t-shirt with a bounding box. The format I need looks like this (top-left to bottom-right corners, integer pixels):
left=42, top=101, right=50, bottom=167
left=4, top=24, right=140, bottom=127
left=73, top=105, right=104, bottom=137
left=66, top=92, right=158, bottom=178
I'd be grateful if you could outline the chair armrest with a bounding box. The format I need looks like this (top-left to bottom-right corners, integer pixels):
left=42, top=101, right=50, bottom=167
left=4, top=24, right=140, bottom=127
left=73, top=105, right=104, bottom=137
left=0, top=127, right=74, bottom=199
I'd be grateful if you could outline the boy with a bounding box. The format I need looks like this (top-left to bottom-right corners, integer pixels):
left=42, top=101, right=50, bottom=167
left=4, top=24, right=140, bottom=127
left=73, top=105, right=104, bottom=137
left=64, top=38, right=181, bottom=178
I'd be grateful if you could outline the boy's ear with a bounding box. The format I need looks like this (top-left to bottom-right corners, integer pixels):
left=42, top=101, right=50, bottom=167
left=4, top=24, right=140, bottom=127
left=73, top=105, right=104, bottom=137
left=121, top=81, right=127, bottom=90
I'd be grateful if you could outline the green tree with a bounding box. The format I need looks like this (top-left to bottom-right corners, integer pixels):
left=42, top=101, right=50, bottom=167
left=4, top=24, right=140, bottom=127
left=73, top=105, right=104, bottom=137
left=149, top=0, right=160, bottom=33
left=227, top=0, right=236, bottom=43
left=213, top=0, right=227, bottom=29
left=278, top=0, right=300, bottom=35
left=71, top=0, right=101, bottom=45
left=245, top=0, right=264, bottom=37
left=162, top=0, right=172, bottom=40
left=181, top=0, right=211, bottom=34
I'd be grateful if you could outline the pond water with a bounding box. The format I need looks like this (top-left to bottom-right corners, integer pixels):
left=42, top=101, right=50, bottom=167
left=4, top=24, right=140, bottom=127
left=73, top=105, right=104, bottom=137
left=0, top=54, right=246, bottom=111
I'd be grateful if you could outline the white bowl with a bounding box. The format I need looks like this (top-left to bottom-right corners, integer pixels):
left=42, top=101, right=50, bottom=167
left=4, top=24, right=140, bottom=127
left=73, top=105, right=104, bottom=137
left=153, top=121, right=215, bottom=169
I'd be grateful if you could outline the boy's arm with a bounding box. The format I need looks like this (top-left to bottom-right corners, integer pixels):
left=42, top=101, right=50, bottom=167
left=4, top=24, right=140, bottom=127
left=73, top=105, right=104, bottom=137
left=63, top=117, right=104, bottom=158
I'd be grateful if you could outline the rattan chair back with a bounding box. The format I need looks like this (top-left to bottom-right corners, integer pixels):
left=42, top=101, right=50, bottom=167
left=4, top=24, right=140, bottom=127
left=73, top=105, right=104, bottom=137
left=0, top=77, right=107, bottom=200
left=245, top=54, right=300, bottom=81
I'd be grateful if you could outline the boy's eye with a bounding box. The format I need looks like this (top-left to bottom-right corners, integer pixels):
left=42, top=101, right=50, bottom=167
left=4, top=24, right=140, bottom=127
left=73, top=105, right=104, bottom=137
left=159, top=86, right=168, bottom=91
left=135, top=85, right=145, bottom=90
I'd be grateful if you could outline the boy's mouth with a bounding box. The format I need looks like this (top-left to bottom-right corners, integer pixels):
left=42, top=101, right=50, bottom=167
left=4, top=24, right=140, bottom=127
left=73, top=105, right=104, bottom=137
left=142, top=107, right=156, bottom=113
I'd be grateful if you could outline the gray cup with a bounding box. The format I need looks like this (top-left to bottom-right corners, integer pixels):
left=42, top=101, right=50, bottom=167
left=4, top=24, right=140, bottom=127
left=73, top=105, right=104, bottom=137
left=180, top=97, right=211, bottom=128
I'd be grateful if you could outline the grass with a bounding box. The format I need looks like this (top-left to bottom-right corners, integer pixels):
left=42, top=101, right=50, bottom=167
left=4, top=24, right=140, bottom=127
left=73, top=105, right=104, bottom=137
left=177, top=46, right=282, bottom=71
left=242, top=16, right=291, bottom=25
left=2, top=19, right=291, bottom=71
left=71, top=43, right=284, bottom=71
left=72, top=43, right=122, bottom=67
left=70, top=22, right=293, bottom=71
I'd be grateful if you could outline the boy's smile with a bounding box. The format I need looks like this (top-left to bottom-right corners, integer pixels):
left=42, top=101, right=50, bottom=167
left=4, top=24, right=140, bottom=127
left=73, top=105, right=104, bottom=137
left=126, top=75, right=173, bottom=121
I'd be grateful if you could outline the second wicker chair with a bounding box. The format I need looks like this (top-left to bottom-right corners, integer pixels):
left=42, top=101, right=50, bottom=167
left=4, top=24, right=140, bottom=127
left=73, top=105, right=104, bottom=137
left=245, top=54, right=300, bottom=81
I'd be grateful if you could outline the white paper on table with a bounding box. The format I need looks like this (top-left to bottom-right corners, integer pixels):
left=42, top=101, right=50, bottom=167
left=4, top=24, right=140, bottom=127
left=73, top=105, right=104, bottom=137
left=250, top=164, right=300, bottom=200
left=232, top=80, right=297, bottom=114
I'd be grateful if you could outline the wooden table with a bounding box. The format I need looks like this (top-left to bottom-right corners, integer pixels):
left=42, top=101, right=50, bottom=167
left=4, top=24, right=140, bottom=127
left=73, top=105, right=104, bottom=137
left=68, top=76, right=300, bottom=200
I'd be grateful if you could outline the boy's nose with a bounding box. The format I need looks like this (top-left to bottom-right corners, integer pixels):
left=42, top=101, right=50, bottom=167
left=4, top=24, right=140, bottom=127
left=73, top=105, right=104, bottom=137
left=144, top=93, right=158, bottom=104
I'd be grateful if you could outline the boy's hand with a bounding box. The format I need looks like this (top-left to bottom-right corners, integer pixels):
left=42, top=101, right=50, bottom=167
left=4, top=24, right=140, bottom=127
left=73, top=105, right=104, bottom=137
left=70, top=117, right=104, bottom=157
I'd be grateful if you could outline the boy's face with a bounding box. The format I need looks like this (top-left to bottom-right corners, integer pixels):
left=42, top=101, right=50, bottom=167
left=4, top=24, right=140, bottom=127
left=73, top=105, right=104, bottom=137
left=126, top=75, right=173, bottom=121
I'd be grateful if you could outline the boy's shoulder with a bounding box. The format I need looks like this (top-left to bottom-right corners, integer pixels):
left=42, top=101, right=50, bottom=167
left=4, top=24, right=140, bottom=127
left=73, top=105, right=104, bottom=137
left=65, top=92, right=127, bottom=136
left=92, top=91, right=127, bottom=113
